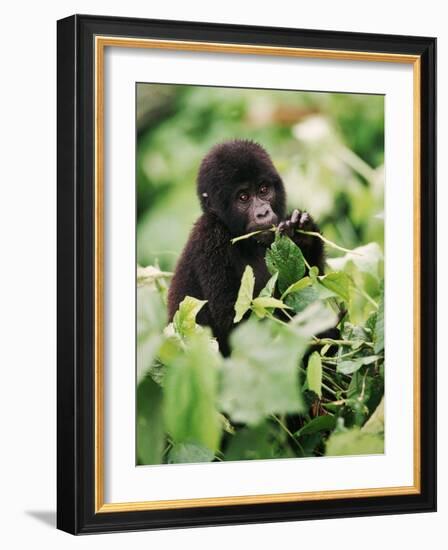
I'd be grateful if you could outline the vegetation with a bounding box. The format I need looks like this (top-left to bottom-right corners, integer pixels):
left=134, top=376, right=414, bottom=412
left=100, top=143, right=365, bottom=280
left=136, top=84, right=384, bottom=464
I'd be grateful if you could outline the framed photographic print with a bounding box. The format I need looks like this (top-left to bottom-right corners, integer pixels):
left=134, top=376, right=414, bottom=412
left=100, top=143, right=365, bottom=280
left=57, top=14, right=436, bottom=534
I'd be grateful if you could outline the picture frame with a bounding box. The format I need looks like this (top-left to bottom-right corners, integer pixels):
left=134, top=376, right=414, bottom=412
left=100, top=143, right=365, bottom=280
left=57, top=14, right=436, bottom=534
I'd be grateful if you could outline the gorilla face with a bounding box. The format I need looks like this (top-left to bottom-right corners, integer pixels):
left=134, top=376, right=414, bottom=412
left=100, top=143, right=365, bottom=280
left=232, top=181, right=279, bottom=233
left=197, top=140, right=286, bottom=238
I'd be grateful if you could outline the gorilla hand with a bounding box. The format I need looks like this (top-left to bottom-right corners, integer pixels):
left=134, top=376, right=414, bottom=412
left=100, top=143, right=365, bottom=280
left=277, top=209, right=324, bottom=272
left=278, top=209, right=312, bottom=238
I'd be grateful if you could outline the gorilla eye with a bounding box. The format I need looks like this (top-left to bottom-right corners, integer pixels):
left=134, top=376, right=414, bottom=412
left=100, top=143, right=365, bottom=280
left=238, top=192, right=250, bottom=203
left=259, top=185, right=269, bottom=195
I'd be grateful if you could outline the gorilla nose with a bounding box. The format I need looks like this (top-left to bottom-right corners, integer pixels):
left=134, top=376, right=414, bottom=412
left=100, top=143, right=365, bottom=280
left=256, top=207, right=270, bottom=220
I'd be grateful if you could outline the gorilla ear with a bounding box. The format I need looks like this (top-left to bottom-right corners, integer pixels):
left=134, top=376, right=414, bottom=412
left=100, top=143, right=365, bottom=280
left=200, top=192, right=210, bottom=211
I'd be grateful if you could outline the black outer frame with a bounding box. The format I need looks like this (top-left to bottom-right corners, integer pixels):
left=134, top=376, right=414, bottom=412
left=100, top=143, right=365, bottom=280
left=57, top=14, right=437, bottom=535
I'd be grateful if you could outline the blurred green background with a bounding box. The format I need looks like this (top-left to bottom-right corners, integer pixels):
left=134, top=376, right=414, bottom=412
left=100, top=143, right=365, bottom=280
left=136, top=84, right=384, bottom=271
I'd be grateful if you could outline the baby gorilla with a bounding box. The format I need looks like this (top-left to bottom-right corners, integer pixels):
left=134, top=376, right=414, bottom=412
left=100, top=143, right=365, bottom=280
left=167, top=140, right=324, bottom=355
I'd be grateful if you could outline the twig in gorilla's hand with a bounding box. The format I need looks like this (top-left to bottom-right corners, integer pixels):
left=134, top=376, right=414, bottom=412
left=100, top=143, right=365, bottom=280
left=295, top=229, right=362, bottom=255
left=231, top=226, right=362, bottom=256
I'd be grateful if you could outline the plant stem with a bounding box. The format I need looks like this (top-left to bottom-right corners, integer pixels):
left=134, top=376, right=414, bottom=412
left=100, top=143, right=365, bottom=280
left=312, top=336, right=374, bottom=348
left=353, top=284, right=379, bottom=308
left=359, top=370, right=368, bottom=401
left=231, top=227, right=274, bottom=244
left=322, top=371, right=345, bottom=392
left=266, top=312, right=291, bottom=328
left=231, top=226, right=362, bottom=258
left=338, top=348, right=367, bottom=360
left=296, top=229, right=362, bottom=255
left=271, top=414, right=305, bottom=455
left=321, top=382, right=338, bottom=397
left=283, top=309, right=295, bottom=321
left=303, top=255, right=312, bottom=271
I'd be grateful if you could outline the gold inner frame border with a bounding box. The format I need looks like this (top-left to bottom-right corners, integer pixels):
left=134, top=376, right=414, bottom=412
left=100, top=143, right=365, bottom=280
left=94, top=36, right=421, bottom=513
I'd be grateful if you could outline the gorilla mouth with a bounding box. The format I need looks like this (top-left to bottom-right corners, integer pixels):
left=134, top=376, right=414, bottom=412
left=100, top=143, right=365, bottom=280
left=246, top=216, right=278, bottom=234
left=246, top=223, right=274, bottom=233
left=252, top=227, right=276, bottom=245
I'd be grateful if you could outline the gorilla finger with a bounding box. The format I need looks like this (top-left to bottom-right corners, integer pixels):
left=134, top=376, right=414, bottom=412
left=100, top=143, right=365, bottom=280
left=299, top=211, right=310, bottom=228
left=290, top=209, right=300, bottom=225
left=278, top=220, right=291, bottom=234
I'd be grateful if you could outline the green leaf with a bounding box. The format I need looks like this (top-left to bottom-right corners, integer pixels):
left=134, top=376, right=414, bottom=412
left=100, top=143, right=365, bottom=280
left=325, top=427, right=384, bottom=456
left=284, top=275, right=342, bottom=313
left=290, top=301, right=338, bottom=339
left=167, top=442, right=214, bottom=464
left=374, top=281, right=384, bottom=353
left=346, top=370, right=363, bottom=400
left=365, top=310, right=378, bottom=333
left=225, top=423, right=285, bottom=461
left=137, top=286, right=168, bottom=383
left=364, top=376, right=385, bottom=421
left=285, top=285, right=320, bottom=313
left=219, top=319, right=306, bottom=425
left=173, top=296, right=207, bottom=338
left=259, top=272, right=278, bottom=298
left=336, top=355, right=380, bottom=375
left=312, top=281, right=339, bottom=300
left=336, top=360, right=362, bottom=375
left=157, top=335, right=182, bottom=365
left=342, top=323, right=371, bottom=353
left=234, top=265, right=255, bottom=323
left=307, top=352, right=322, bottom=398
left=163, top=331, right=222, bottom=451
left=362, top=397, right=384, bottom=434
left=265, top=235, right=306, bottom=294
left=281, top=276, right=312, bottom=299
left=137, top=264, right=173, bottom=288
left=345, top=371, right=384, bottom=426
left=319, top=271, right=351, bottom=303
left=251, top=297, right=291, bottom=319
left=137, top=333, right=164, bottom=384
left=137, top=285, right=168, bottom=335
left=252, top=297, right=290, bottom=309
left=327, top=242, right=384, bottom=280
left=137, top=376, right=164, bottom=465
left=145, top=359, right=166, bottom=386
left=320, top=344, right=331, bottom=356
left=296, top=415, right=336, bottom=437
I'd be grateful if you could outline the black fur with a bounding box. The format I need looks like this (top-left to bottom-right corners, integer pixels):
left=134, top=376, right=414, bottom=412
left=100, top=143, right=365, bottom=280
left=167, top=140, right=324, bottom=355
